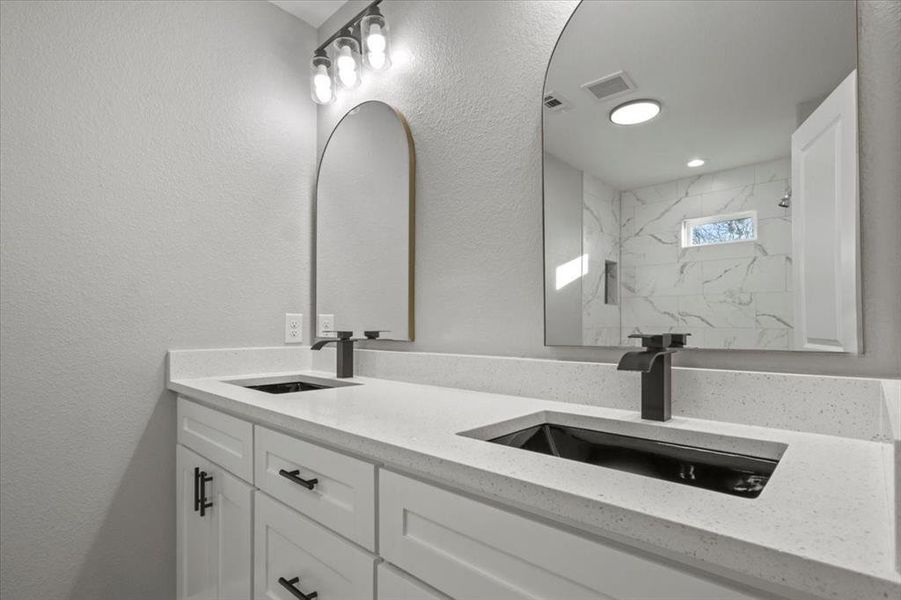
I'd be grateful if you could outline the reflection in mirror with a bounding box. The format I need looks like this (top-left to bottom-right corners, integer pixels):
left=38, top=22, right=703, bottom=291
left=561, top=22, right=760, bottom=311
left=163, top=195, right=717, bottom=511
left=543, top=0, right=860, bottom=353
left=316, top=101, right=415, bottom=340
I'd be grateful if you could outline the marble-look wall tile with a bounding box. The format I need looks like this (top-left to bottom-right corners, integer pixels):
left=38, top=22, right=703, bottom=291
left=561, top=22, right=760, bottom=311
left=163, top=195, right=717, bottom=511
left=756, top=157, right=791, bottom=183
left=679, top=293, right=756, bottom=328
left=757, top=328, right=791, bottom=349
left=633, top=262, right=703, bottom=296
left=631, top=195, right=703, bottom=237
left=620, top=157, right=793, bottom=350
left=702, top=255, right=788, bottom=294
left=621, top=296, right=681, bottom=328
left=757, top=217, right=792, bottom=256
left=755, top=292, right=793, bottom=329
left=621, top=232, right=680, bottom=266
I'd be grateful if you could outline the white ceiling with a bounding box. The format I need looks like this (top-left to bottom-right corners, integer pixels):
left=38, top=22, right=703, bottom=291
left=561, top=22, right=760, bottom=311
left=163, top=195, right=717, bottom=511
left=544, top=0, right=856, bottom=190
left=268, top=0, right=348, bottom=28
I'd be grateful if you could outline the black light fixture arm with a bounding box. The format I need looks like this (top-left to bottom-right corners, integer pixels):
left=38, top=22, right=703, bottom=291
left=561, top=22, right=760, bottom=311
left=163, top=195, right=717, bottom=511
left=315, top=0, right=383, bottom=54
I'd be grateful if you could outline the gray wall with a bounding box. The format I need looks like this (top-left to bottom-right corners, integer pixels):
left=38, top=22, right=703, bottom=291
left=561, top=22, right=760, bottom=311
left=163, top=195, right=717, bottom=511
left=319, top=0, right=901, bottom=378
left=0, top=2, right=316, bottom=598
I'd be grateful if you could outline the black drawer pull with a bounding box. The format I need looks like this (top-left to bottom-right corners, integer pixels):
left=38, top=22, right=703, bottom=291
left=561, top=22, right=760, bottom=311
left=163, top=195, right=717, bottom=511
left=278, top=576, right=318, bottom=600
left=198, top=470, right=213, bottom=517
left=278, top=469, right=319, bottom=490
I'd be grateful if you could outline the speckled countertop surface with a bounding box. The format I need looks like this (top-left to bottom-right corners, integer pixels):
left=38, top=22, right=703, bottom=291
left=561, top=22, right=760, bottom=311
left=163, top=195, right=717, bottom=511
left=169, top=369, right=899, bottom=600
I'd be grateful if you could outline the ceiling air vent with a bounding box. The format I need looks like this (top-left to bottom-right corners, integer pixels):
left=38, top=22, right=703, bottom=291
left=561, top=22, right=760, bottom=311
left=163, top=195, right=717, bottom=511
left=543, top=91, right=571, bottom=113
left=581, top=71, right=636, bottom=103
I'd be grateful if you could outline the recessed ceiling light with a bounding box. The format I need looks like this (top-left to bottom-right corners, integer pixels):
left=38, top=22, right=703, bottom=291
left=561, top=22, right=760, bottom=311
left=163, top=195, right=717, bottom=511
left=609, top=99, right=661, bottom=126
left=686, top=158, right=706, bottom=168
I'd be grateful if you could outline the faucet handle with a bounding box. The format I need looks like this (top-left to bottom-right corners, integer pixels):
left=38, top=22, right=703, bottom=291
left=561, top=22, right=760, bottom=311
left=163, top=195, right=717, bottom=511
left=322, top=330, right=354, bottom=340
left=628, top=333, right=691, bottom=349
left=363, top=330, right=390, bottom=339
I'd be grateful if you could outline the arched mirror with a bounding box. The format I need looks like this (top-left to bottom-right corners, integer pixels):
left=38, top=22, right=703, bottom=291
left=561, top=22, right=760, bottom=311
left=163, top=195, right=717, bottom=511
left=543, top=0, right=860, bottom=353
left=316, top=101, right=415, bottom=340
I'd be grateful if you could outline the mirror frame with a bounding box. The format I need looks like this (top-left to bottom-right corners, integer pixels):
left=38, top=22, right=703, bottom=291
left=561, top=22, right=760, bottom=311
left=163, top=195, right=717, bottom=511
left=539, top=0, right=862, bottom=354
left=314, top=100, right=416, bottom=341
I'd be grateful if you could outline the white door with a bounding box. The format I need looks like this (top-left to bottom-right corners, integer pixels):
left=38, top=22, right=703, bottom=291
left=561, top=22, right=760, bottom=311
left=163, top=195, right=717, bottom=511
left=790, top=69, right=860, bottom=353
left=177, top=445, right=253, bottom=600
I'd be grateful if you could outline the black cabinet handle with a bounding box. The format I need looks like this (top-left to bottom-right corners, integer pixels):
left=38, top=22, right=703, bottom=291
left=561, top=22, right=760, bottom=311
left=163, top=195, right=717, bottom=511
left=278, top=469, right=318, bottom=490
left=198, top=470, right=213, bottom=517
left=278, top=576, right=318, bottom=600
left=193, top=467, right=201, bottom=512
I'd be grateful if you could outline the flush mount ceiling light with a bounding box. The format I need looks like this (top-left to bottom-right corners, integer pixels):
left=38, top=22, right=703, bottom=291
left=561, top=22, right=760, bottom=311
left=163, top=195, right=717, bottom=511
left=608, top=99, right=661, bottom=126
left=310, top=0, right=391, bottom=105
left=686, top=158, right=706, bottom=168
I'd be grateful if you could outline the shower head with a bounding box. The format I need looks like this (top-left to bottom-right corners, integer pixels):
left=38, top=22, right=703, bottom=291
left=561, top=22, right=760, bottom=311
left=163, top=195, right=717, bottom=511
left=778, top=189, right=791, bottom=208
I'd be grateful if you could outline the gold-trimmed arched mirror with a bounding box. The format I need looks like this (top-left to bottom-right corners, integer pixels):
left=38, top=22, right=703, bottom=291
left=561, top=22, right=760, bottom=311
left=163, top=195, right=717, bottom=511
left=315, top=101, right=415, bottom=341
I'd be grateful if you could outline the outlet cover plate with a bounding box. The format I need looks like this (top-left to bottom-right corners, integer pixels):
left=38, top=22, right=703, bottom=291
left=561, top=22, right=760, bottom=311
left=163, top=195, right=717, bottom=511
left=317, top=314, right=335, bottom=337
left=285, top=313, right=303, bottom=344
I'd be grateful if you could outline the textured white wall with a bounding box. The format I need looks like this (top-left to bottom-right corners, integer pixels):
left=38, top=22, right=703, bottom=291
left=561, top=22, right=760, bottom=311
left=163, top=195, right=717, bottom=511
left=318, top=0, right=901, bottom=377
left=0, top=2, right=316, bottom=598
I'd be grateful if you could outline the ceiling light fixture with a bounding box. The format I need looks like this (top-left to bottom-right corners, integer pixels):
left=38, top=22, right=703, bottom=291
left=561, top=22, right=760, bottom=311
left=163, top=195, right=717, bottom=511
left=309, top=0, right=391, bottom=105
left=609, top=99, right=661, bottom=126
left=686, top=158, right=706, bottom=168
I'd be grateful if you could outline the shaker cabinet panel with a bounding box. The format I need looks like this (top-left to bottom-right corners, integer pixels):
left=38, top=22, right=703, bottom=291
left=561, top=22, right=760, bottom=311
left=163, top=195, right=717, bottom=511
left=178, top=397, right=253, bottom=482
left=378, top=563, right=450, bottom=600
left=255, top=425, right=376, bottom=550
left=379, top=471, right=764, bottom=600
left=176, top=444, right=252, bottom=600
left=254, top=491, right=375, bottom=600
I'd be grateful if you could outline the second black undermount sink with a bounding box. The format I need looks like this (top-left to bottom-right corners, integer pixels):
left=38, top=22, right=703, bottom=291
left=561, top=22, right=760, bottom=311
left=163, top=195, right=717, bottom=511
left=487, top=423, right=779, bottom=498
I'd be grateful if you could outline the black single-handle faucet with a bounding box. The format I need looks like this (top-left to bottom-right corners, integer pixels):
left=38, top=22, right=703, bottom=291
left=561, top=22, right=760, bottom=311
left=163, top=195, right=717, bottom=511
left=617, top=333, right=690, bottom=421
left=310, top=330, right=385, bottom=378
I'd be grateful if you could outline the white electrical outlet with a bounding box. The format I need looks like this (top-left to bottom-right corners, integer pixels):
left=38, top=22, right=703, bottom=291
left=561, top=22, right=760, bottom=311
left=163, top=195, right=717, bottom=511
left=317, top=314, right=335, bottom=337
left=284, top=313, right=303, bottom=344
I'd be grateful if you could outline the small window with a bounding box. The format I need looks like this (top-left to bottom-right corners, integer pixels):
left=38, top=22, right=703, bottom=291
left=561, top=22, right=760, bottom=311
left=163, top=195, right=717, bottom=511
left=681, top=211, right=757, bottom=248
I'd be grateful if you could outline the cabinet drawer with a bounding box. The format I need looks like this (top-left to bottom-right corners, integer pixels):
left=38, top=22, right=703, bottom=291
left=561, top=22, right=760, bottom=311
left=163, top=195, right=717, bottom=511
left=177, top=397, right=253, bottom=482
left=380, top=471, right=764, bottom=600
left=255, top=426, right=376, bottom=550
left=254, top=491, right=375, bottom=600
left=378, top=564, right=449, bottom=600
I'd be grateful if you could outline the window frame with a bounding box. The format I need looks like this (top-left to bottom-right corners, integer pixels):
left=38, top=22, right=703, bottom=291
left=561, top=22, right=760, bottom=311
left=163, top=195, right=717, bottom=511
left=680, top=210, right=758, bottom=249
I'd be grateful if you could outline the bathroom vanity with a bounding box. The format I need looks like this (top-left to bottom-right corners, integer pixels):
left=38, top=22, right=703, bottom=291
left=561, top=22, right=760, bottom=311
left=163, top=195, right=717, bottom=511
left=168, top=348, right=900, bottom=600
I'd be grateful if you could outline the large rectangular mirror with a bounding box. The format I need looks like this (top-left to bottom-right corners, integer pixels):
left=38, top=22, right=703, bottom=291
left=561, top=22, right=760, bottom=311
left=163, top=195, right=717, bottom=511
left=316, top=101, right=415, bottom=340
left=543, top=0, right=860, bottom=352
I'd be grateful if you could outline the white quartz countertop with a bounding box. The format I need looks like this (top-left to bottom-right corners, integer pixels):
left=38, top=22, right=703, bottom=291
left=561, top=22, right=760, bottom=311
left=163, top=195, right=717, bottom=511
left=169, top=369, right=899, bottom=600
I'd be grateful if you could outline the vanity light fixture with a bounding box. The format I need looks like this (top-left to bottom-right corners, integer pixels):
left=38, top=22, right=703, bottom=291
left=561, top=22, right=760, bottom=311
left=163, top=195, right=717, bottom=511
left=686, top=158, right=706, bottom=168
left=609, top=99, right=661, bottom=125
left=310, top=50, right=335, bottom=105
left=361, top=5, right=391, bottom=71
left=309, top=0, right=391, bottom=105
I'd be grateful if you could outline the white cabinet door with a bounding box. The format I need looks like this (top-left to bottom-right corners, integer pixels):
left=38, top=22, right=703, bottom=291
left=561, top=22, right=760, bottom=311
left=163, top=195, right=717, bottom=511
left=791, top=69, right=860, bottom=353
left=177, top=444, right=253, bottom=600
left=254, top=491, right=375, bottom=600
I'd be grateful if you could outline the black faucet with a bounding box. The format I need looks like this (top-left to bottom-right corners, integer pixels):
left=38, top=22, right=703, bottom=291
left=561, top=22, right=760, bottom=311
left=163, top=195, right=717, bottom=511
left=617, top=333, right=690, bottom=421
left=310, top=330, right=385, bottom=378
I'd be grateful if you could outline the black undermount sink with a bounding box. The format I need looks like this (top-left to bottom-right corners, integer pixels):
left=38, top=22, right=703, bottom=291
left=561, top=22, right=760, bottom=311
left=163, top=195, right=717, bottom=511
left=244, top=381, right=332, bottom=394
left=487, top=424, right=779, bottom=498
left=228, top=375, right=359, bottom=394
